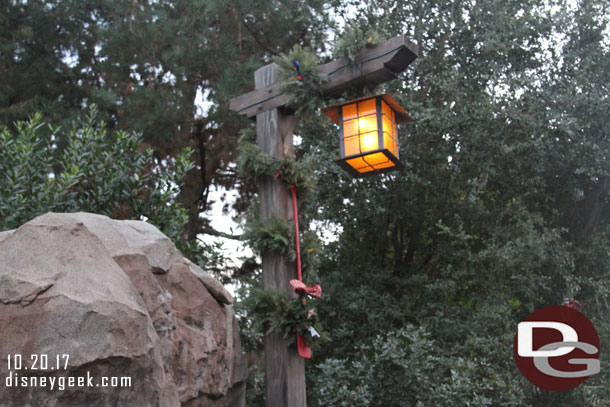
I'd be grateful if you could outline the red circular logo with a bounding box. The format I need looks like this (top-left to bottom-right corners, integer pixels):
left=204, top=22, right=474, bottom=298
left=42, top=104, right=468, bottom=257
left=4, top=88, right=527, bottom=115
left=513, top=305, right=600, bottom=391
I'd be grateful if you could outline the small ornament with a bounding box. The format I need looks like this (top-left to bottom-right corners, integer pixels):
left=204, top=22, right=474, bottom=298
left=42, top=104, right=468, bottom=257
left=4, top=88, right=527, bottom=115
left=308, top=326, right=320, bottom=338
left=275, top=171, right=281, bottom=179
left=297, top=76, right=302, bottom=81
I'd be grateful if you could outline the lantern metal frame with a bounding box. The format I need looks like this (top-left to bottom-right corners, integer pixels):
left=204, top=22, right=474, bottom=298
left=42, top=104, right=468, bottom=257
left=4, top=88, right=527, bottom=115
left=323, top=93, right=411, bottom=178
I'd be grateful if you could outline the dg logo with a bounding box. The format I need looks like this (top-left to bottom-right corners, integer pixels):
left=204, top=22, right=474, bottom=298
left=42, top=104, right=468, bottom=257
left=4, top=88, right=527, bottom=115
left=513, top=305, right=600, bottom=391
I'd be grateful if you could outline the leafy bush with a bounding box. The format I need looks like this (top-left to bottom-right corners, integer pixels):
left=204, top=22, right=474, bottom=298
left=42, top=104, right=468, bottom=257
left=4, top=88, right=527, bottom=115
left=311, top=325, right=524, bottom=407
left=0, top=107, right=193, bottom=244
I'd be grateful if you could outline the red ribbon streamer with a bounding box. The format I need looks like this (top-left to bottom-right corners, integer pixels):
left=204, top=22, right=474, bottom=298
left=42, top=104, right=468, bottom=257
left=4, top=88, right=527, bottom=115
left=290, top=185, right=303, bottom=282
left=290, top=184, right=321, bottom=359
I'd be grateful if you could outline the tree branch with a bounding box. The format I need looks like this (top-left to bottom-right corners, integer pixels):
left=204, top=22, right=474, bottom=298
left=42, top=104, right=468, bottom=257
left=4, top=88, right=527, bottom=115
left=241, top=20, right=280, bottom=57
left=200, top=227, right=242, bottom=240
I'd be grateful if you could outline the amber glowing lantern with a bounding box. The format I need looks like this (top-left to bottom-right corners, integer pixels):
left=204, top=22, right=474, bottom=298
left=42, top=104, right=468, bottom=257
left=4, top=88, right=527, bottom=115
left=323, top=94, right=411, bottom=177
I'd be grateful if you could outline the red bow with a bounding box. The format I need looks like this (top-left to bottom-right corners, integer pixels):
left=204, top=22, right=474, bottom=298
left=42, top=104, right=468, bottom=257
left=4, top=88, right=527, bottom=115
left=563, top=298, right=582, bottom=310
left=290, top=279, right=322, bottom=298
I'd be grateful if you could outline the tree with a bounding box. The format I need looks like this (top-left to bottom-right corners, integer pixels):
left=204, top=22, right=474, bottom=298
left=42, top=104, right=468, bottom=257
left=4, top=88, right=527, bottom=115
left=280, top=1, right=609, bottom=406
left=0, top=108, right=193, bottom=249
left=0, top=0, right=334, bottom=247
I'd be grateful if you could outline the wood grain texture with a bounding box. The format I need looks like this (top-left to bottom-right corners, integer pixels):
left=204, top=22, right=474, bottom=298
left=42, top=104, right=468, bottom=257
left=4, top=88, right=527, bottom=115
left=230, top=34, right=418, bottom=118
left=255, top=63, right=306, bottom=407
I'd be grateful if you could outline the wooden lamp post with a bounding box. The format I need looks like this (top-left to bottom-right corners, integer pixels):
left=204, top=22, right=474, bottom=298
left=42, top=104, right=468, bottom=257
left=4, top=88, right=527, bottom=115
left=229, top=34, right=418, bottom=407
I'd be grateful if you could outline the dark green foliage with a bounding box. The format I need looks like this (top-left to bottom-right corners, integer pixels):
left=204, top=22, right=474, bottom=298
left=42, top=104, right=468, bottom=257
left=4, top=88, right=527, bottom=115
left=236, top=131, right=317, bottom=197
left=244, top=367, right=265, bottom=407
left=241, top=210, right=294, bottom=258
left=240, top=205, right=320, bottom=282
left=275, top=45, right=328, bottom=118
left=333, top=23, right=387, bottom=64
left=239, top=288, right=325, bottom=347
left=299, top=231, right=322, bottom=283
left=294, top=1, right=610, bottom=406
left=0, top=107, right=193, bottom=245
left=0, top=0, right=334, bottom=246
left=312, top=325, right=522, bottom=407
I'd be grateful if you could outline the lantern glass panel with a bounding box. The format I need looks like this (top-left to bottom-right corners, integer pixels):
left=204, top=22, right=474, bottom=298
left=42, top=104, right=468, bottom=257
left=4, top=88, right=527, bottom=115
left=341, top=102, right=379, bottom=155
left=381, top=100, right=393, bottom=120
left=358, top=99, right=376, bottom=116
left=358, top=115, right=377, bottom=135
left=381, top=101, right=396, bottom=123
left=382, top=116, right=395, bottom=154
left=345, top=157, right=374, bottom=173
left=383, top=132, right=394, bottom=156
left=344, top=135, right=359, bottom=156
left=345, top=152, right=394, bottom=174
left=359, top=131, right=378, bottom=152
left=342, top=103, right=357, bottom=121
left=363, top=152, right=392, bottom=167
left=343, top=119, right=358, bottom=137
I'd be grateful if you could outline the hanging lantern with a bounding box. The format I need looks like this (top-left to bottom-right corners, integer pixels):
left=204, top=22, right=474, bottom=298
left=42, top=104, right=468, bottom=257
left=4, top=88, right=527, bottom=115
left=323, top=94, right=411, bottom=177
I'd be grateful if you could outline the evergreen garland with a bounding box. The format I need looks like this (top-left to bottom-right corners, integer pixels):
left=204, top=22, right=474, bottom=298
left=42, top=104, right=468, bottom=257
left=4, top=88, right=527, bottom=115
left=241, top=206, right=320, bottom=281
left=242, top=288, right=326, bottom=347
left=334, top=24, right=387, bottom=64
left=275, top=44, right=328, bottom=118
left=242, top=210, right=294, bottom=257
left=236, top=129, right=317, bottom=197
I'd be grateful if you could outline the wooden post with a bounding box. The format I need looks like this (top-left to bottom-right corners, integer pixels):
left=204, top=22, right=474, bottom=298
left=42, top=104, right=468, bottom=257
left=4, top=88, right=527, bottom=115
left=255, top=63, right=306, bottom=407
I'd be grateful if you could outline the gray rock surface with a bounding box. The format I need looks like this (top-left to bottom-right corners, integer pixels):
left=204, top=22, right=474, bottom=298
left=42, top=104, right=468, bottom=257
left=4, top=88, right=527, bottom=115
left=186, top=259, right=234, bottom=305
left=0, top=212, right=246, bottom=407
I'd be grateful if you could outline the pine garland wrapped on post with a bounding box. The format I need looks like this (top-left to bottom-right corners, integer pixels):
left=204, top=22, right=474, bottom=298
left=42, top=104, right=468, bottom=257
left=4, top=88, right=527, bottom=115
left=241, top=205, right=320, bottom=282
left=242, top=209, right=294, bottom=258
left=236, top=129, right=317, bottom=197
left=241, top=288, right=326, bottom=348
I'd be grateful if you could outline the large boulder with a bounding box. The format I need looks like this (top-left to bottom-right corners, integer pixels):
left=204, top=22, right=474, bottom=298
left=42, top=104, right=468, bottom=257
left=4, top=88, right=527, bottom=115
left=0, top=212, right=247, bottom=407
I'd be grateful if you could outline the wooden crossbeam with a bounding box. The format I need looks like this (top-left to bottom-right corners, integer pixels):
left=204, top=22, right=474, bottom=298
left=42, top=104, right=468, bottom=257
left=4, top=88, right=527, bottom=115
left=229, top=34, right=418, bottom=118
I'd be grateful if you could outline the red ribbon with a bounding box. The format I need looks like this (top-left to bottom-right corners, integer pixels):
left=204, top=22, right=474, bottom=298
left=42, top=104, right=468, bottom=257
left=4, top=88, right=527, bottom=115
left=290, top=279, right=322, bottom=299
left=290, top=184, right=321, bottom=359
